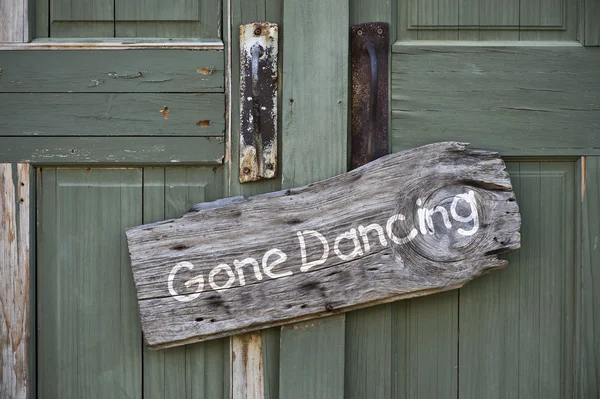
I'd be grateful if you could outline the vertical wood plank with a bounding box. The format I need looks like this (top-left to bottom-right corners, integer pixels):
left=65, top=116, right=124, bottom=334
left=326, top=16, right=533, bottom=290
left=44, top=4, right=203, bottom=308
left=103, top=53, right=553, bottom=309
left=231, top=332, right=264, bottom=399
left=142, top=167, right=228, bottom=399
left=584, top=0, right=600, bottom=45
left=279, top=0, right=348, bottom=397
left=0, top=0, right=32, bottom=42
left=459, top=161, right=575, bottom=399
left=346, top=3, right=395, bottom=395
left=394, top=292, right=458, bottom=399
left=37, top=168, right=143, bottom=399
left=279, top=316, right=346, bottom=399
left=344, top=305, right=392, bottom=399
left=280, top=0, right=348, bottom=188
left=0, top=163, right=30, bottom=399
left=227, top=0, right=284, bottom=397
left=576, top=156, right=600, bottom=397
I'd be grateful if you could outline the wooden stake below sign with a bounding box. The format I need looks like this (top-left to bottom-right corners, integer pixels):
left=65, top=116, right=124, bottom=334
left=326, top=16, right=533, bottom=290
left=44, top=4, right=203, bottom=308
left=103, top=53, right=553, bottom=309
left=126, top=142, right=521, bottom=350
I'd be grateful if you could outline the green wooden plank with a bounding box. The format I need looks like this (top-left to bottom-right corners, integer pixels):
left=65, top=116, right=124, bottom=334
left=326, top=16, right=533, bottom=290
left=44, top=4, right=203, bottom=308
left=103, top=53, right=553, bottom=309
left=279, top=316, right=345, bottom=399
left=227, top=0, right=284, bottom=396
left=391, top=47, right=600, bottom=156
left=0, top=50, right=223, bottom=93
left=459, top=161, right=575, bottom=399
left=584, top=0, right=600, bottom=46
left=0, top=93, right=224, bottom=137
left=394, top=291, right=458, bottom=399
left=0, top=137, right=224, bottom=164
left=278, top=0, right=348, bottom=397
left=142, top=166, right=227, bottom=399
left=344, top=305, right=392, bottom=399
left=37, top=168, right=143, bottom=399
left=576, top=156, right=600, bottom=397
left=280, top=0, right=348, bottom=189
left=115, top=0, right=221, bottom=38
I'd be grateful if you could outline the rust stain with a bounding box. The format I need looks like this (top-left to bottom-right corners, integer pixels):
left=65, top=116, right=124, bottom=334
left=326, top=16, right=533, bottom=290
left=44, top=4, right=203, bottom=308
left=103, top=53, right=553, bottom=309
left=197, top=120, right=211, bottom=127
left=582, top=156, right=587, bottom=201
left=197, top=67, right=215, bottom=75
left=160, top=106, right=169, bottom=119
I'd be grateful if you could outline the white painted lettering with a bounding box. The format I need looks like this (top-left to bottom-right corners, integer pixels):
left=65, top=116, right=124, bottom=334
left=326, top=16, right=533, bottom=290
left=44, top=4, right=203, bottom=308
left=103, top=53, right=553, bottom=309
left=168, top=261, right=204, bottom=302
left=386, top=214, right=418, bottom=244
left=425, top=206, right=453, bottom=233
left=297, top=230, right=330, bottom=272
left=333, top=228, right=364, bottom=261
left=451, top=190, right=479, bottom=236
left=358, top=223, right=388, bottom=253
left=208, top=264, right=236, bottom=291
left=234, top=257, right=263, bottom=286
left=262, top=249, right=291, bottom=278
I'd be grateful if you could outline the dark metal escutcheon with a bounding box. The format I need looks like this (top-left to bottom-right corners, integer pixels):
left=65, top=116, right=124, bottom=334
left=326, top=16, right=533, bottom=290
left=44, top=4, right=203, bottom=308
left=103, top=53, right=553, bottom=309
left=350, top=22, right=389, bottom=169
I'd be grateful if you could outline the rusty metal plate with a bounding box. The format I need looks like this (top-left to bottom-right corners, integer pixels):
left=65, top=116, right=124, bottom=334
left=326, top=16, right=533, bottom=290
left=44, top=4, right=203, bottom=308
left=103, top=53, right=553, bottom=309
left=239, top=22, right=278, bottom=183
left=350, top=22, right=389, bottom=169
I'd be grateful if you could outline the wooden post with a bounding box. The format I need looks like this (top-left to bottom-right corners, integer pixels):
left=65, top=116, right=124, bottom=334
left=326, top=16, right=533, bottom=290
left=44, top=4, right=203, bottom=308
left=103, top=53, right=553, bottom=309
left=0, top=163, right=31, bottom=399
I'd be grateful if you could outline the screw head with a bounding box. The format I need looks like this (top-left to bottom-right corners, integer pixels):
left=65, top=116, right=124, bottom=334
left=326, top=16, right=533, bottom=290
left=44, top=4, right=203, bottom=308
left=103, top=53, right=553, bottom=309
left=243, top=167, right=251, bottom=174
left=266, top=163, right=274, bottom=170
left=254, top=27, right=262, bottom=36
left=357, top=29, right=363, bottom=36
left=377, top=28, right=383, bottom=34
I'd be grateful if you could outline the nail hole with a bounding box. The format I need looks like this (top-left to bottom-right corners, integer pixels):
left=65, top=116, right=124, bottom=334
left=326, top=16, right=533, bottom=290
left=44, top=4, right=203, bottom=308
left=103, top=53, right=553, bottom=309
left=300, top=304, right=306, bottom=309
left=243, top=167, right=251, bottom=174
left=70, top=149, right=75, bottom=154
left=195, top=317, right=204, bottom=322
left=210, top=319, right=216, bottom=323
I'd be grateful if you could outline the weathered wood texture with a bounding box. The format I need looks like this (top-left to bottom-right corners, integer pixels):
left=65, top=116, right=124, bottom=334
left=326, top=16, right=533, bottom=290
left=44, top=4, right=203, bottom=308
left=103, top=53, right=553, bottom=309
left=391, top=46, right=600, bottom=156
left=0, top=50, right=224, bottom=93
left=0, top=0, right=33, bottom=42
left=0, top=93, right=224, bottom=137
left=396, top=0, right=577, bottom=41
left=0, top=137, right=224, bottom=164
left=577, top=156, right=600, bottom=397
left=37, top=168, right=143, bottom=399
left=126, top=142, right=521, bottom=349
left=231, top=332, right=264, bottom=399
left=0, top=163, right=30, bottom=399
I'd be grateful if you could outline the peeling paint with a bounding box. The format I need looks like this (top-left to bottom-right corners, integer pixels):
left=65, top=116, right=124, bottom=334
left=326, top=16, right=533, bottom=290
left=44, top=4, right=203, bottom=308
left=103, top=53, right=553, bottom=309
left=197, top=67, right=216, bottom=75
left=197, top=120, right=211, bottom=127
left=160, top=106, right=169, bottom=119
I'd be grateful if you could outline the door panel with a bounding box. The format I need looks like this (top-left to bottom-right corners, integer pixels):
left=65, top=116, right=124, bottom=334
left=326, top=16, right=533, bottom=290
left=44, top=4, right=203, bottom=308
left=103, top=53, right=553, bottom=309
left=141, top=167, right=228, bottom=399
left=459, top=161, right=575, bottom=399
left=37, top=168, right=143, bottom=399
left=37, top=167, right=228, bottom=398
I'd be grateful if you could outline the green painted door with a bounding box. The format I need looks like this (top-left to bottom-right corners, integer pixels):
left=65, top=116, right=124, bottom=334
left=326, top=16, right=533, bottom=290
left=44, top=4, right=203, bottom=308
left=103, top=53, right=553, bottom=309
left=2, top=0, right=598, bottom=397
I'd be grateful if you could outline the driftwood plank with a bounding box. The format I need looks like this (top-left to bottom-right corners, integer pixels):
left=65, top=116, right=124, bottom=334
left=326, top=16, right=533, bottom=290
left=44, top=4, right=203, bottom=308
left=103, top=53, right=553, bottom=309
left=126, top=142, right=521, bottom=349
left=0, top=163, right=30, bottom=399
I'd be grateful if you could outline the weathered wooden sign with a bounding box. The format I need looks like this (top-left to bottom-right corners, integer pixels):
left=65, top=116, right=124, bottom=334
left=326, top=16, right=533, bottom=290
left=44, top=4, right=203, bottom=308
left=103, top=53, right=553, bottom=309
left=126, top=142, right=521, bottom=350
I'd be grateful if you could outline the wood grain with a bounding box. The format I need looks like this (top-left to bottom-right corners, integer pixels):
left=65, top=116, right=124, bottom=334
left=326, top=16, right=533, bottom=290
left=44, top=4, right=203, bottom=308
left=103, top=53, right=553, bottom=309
left=577, top=156, right=600, bottom=397
left=0, top=50, right=224, bottom=93
left=0, top=137, right=224, bottom=164
left=0, top=0, right=32, bottom=42
left=0, top=93, right=224, bottom=137
left=0, top=163, right=30, bottom=399
left=391, top=46, right=600, bottom=156
left=126, top=142, right=521, bottom=349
